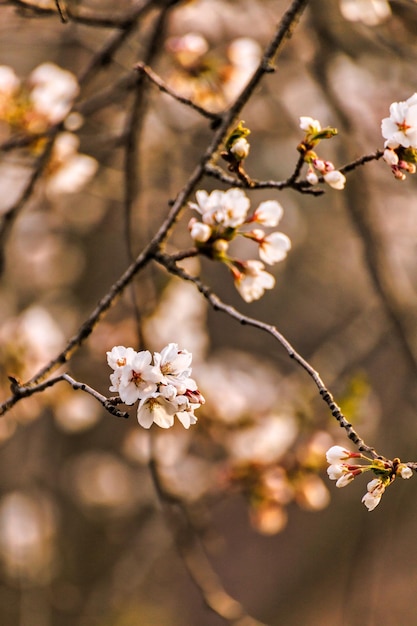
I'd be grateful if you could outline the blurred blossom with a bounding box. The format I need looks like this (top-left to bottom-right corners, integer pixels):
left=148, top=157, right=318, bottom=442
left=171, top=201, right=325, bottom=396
left=53, top=392, right=101, bottom=433
left=223, top=37, right=261, bottom=102
left=226, top=414, right=298, bottom=464
left=0, top=491, right=57, bottom=585
left=295, top=475, right=331, bottom=511
left=69, top=452, right=138, bottom=516
left=250, top=503, right=288, bottom=535
left=340, top=0, right=391, bottom=26
left=296, top=431, right=334, bottom=468
left=122, top=429, right=152, bottom=464
left=45, top=132, right=98, bottom=197
left=262, top=467, right=294, bottom=505
left=0, top=305, right=64, bottom=380
left=28, top=62, right=79, bottom=126
left=143, top=277, right=209, bottom=362
left=157, top=455, right=216, bottom=502
left=196, top=351, right=278, bottom=424
left=166, top=33, right=261, bottom=110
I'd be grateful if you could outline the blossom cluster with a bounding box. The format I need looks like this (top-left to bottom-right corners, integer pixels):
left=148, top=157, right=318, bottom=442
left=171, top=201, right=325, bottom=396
left=298, top=117, right=346, bottom=190
left=0, top=63, right=97, bottom=195
left=107, top=344, right=204, bottom=429
left=189, top=188, right=291, bottom=302
left=166, top=33, right=261, bottom=110
left=381, top=93, right=417, bottom=180
left=326, top=445, right=413, bottom=511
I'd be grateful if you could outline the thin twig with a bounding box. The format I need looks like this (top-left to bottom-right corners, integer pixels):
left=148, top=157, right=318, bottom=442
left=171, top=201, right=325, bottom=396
left=154, top=252, right=382, bottom=459
left=135, top=62, right=221, bottom=122
left=5, top=373, right=129, bottom=418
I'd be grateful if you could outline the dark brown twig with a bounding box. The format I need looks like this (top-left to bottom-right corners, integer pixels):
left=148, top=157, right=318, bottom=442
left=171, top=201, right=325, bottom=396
left=154, top=252, right=382, bottom=459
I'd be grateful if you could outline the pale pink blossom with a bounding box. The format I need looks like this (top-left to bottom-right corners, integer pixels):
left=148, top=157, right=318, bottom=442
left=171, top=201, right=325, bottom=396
left=326, top=445, right=356, bottom=464
left=233, top=260, right=275, bottom=302
left=188, top=218, right=212, bottom=242
left=258, top=231, right=291, bottom=265
left=230, top=137, right=250, bottom=160
left=251, top=200, right=284, bottom=227
left=381, top=95, right=417, bottom=149
left=323, top=169, right=346, bottom=190
left=189, top=188, right=250, bottom=228
left=362, top=478, right=386, bottom=511
left=299, top=116, right=321, bottom=135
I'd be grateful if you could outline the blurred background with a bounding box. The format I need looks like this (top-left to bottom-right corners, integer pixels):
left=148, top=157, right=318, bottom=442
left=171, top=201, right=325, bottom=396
left=1, top=0, right=417, bottom=624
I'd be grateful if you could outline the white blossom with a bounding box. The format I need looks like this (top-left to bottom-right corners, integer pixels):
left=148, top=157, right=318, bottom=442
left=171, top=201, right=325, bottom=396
left=326, top=445, right=355, bottom=464
left=230, top=137, right=250, bottom=160
left=252, top=200, right=284, bottom=227
left=29, top=63, right=79, bottom=124
left=306, top=169, right=319, bottom=185
left=383, top=148, right=399, bottom=166
left=258, top=231, right=291, bottom=265
left=108, top=344, right=203, bottom=429
left=137, top=394, right=177, bottom=429
left=323, top=170, right=346, bottom=190
left=381, top=94, right=417, bottom=149
left=234, top=260, right=275, bottom=302
left=326, top=463, right=345, bottom=480
left=336, top=473, right=355, bottom=488
left=189, top=188, right=250, bottom=228
left=362, top=478, right=386, bottom=511
left=399, top=465, right=413, bottom=479
left=118, top=350, right=160, bottom=405
left=188, top=218, right=212, bottom=242
left=46, top=132, right=97, bottom=197
left=299, top=116, right=321, bottom=135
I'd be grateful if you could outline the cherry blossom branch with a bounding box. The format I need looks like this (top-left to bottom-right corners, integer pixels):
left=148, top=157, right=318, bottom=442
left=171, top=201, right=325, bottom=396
left=154, top=252, right=382, bottom=459
left=135, top=62, right=221, bottom=122
left=205, top=162, right=324, bottom=195
left=0, top=0, right=311, bottom=411
left=5, top=373, right=129, bottom=418
left=307, top=16, right=417, bottom=376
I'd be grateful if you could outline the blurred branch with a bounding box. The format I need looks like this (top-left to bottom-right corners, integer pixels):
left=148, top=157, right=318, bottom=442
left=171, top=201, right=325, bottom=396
left=149, top=455, right=267, bottom=626
left=3, top=0, right=159, bottom=28
left=135, top=62, right=221, bottom=122
left=154, top=252, right=382, bottom=460
left=0, top=133, right=57, bottom=275
left=308, top=6, right=417, bottom=377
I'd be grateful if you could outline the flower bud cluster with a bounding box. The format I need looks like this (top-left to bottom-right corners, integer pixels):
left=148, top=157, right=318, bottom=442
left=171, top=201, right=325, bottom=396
left=188, top=188, right=291, bottom=302
left=326, top=445, right=413, bottom=511
left=298, top=117, right=346, bottom=190
left=107, top=343, right=204, bottom=429
left=381, top=94, right=417, bottom=181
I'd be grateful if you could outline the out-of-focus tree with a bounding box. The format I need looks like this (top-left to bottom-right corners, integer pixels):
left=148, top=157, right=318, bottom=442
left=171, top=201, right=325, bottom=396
left=1, top=1, right=417, bottom=625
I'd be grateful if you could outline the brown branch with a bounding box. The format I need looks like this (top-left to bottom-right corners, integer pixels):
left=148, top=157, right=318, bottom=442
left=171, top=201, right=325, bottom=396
left=135, top=62, right=221, bottom=122
left=154, top=252, right=382, bottom=459
left=0, top=0, right=311, bottom=413
left=5, top=373, right=129, bottom=419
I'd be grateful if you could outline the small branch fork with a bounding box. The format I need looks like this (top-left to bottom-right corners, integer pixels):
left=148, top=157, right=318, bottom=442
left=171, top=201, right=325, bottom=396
left=7, top=373, right=129, bottom=419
